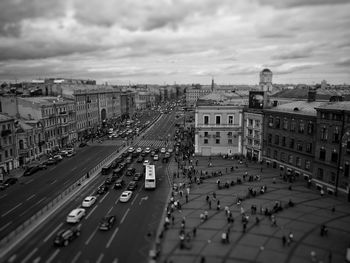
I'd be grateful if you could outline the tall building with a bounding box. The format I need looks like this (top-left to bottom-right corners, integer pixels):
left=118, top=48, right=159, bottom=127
left=259, top=68, right=273, bottom=92
left=0, top=114, right=16, bottom=178
left=194, top=92, right=246, bottom=156
left=186, top=85, right=212, bottom=108
left=313, top=102, right=350, bottom=198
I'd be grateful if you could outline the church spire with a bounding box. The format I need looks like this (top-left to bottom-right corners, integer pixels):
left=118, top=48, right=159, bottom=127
left=211, top=77, right=214, bottom=91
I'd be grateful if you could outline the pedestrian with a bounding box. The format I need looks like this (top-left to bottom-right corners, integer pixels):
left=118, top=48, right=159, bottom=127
left=204, top=210, right=208, bottom=221
left=243, top=222, right=247, bottom=233
left=217, top=200, right=221, bottom=210
left=185, top=194, right=188, bottom=203
left=213, top=192, right=216, bottom=199
left=208, top=200, right=212, bottom=209
left=321, top=189, right=325, bottom=196
left=192, top=227, right=197, bottom=237
left=206, top=195, right=209, bottom=203
left=171, top=215, right=175, bottom=225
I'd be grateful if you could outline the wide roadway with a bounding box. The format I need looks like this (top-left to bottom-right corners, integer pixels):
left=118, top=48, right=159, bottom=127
left=0, top=145, right=121, bottom=239
left=5, top=145, right=172, bottom=263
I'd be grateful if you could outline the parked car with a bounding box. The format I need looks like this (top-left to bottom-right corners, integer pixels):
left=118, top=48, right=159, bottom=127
left=82, top=196, right=97, bottom=208
left=114, top=179, right=125, bottom=189
left=104, top=177, right=113, bottom=185
left=66, top=150, right=76, bottom=157
left=119, top=191, right=132, bottom=202
left=53, top=154, right=63, bottom=162
left=127, top=181, right=138, bottom=191
left=3, top=177, right=18, bottom=186
left=45, top=158, right=58, bottom=165
left=54, top=225, right=81, bottom=246
left=23, top=165, right=41, bottom=176
left=66, top=208, right=86, bottom=223
left=99, top=215, right=117, bottom=231
left=79, top=142, right=88, bottom=147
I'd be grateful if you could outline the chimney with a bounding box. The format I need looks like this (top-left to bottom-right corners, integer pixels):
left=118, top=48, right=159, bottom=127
left=307, top=88, right=316, bottom=102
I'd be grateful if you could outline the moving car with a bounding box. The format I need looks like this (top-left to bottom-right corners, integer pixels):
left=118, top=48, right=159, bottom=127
left=153, top=155, right=159, bottom=161
left=99, top=215, right=117, bottom=231
left=133, top=173, right=142, bottom=181
left=136, top=147, right=142, bottom=153
left=66, top=208, right=86, bottom=223
left=54, top=225, right=81, bottom=246
left=126, top=156, right=132, bottom=164
left=127, top=181, right=138, bottom=191
left=23, top=165, right=41, bottom=176
left=145, top=147, right=151, bottom=154
left=97, top=185, right=109, bottom=195
left=82, top=196, right=97, bottom=208
left=127, top=147, right=135, bottom=153
left=126, top=167, right=136, bottom=176
left=79, top=142, right=88, bottom=147
left=119, top=191, right=132, bottom=202
left=143, top=160, right=150, bottom=166
left=114, top=179, right=125, bottom=189
left=104, top=177, right=113, bottom=185
left=160, top=147, right=166, bottom=153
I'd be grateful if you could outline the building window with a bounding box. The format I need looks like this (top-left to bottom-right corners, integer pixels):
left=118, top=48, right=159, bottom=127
left=288, top=154, right=293, bottom=164
left=228, top=132, right=232, bottom=137
left=296, top=157, right=301, bottom=167
left=305, top=160, right=311, bottom=171
left=289, top=138, right=295, bottom=149
left=216, top=138, right=220, bottom=144
left=204, top=132, right=208, bottom=137
left=215, top=116, right=221, bottom=125
left=248, top=129, right=253, bottom=136
left=282, top=136, right=286, bottom=147
left=5, top=150, right=8, bottom=158
left=268, top=116, right=273, bottom=127
left=320, top=126, right=328, bottom=141
left=274, top=135, right=279, bottom=145
left=268, top=134, right=272, bottom=144
left=331, top=150, right=338, bottom=163
left=283, top=119, right=288, bottom=130
left=319, top=147, right=326, bottom=161
left=266, top=148, right=271, bottom=157
left=254, top=140, right=260, bottom=146
left=333, top=126, right=340, bottom=143
left=275, top=118, right=280, bottom=129
left=228, top=115, right=234, bottom=125
left=306, top=143, right=312, bottom=153
left=274, top=150, right=278, bottom=159
left=297, top=143, right=303, bottom=151
left=254, top=131, right=260, bottom=138
left=317, top=168, right=324, bottom=180
left=290, top=119, right=296, bottom=131
left=204, top=139, right=208, bottom=144
left=204, top=115, right=209, bottom=125
left=216, top=132, right=220, bottom=138
left=255, top=120, right=260, bottom=128
left=307, top=122, right=314, bottom=135
left=298, top=121, right=305, bottom=133
left=248, top=139, right=253, bottom=145
left=330, top=172, right=336, bottom=184
left=248, top=119, right=253, bottom=126
left=228, top=139, right=232, bottom=144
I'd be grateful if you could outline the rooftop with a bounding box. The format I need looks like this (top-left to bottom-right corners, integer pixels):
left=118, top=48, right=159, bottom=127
left=197, top=92, right=248, bottom=106
left=264, top=100, right=326, bottom=116
left=315, top=101, right=350, bottom=111
left=19, top=96, right=74, bottom=106
left=0, top=113, right=13, bottom=122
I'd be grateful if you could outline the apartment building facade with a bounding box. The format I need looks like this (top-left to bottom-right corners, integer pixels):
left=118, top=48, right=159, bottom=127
left=0, top=114, right=16, bottom=177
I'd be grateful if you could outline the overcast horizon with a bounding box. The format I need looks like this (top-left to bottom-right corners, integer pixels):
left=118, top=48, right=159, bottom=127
left=0, top=0, right=349, bottom=85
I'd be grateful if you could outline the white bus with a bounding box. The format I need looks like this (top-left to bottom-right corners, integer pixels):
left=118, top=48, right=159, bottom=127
left=145, top=164, right=156, bottom=190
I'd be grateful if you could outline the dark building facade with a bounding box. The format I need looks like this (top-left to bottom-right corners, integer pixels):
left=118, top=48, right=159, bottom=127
left=314, top=102, right=350, bottom=198
left=262, top=100, right=323, bottom=179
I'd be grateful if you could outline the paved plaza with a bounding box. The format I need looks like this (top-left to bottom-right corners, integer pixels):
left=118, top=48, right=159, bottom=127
left=157, top=156, right=350, bottom=263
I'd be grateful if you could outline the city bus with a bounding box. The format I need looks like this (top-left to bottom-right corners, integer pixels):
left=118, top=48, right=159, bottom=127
left=144, top=164, right=156, bottom=190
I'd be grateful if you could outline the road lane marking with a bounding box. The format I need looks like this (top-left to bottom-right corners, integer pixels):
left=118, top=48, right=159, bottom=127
left=46, top=248, right=60, bottom=263
left=0, top=193, right=8, bottom=200
left=107, top=206, right=113, bottom=215
left=7, top=254, right=16, bottom=262
left=32, top=257, right=40, bottom=263
left=131, top=192, right=139, bottom=206
left=106, top=227, right=119, bottom=248
left=21, top=247, right=38, bottom=263
left=85, top=205, right=98, bottom=220
left=85, top=228, right=98, bottom=245
left=71, top=166, right=78, bottom=172
left=120, top=208, right=130, bottom=224
left=1, top=202, right=23, bottom=217
left=96, top=253, right=104, bottom=263
left=0, top=221, right=12, bottom=232
left=27, top=194, right=36, bottom=201
left=50, top=179, right=57, bottom=185
left=99, top=191, right=110, bottom=203
left=43, top=222, right=63, bottom=243
left=112, top=258, right=118, bottom=263
left=35, top=197, right=47, bottom=206
left=71, top=251, right=82, bottom=263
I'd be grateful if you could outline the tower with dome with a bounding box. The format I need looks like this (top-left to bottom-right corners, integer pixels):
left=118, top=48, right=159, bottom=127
left=259, top=68, right=273, bottom=92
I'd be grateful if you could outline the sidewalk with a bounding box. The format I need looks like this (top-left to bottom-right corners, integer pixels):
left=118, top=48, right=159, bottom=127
left=157, top=156, right=350, bottom=263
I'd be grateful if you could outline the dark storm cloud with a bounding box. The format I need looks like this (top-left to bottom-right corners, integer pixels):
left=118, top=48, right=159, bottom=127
left=273, top=48, right=313, bottom=60
left=334, top=58, right=350, bottom=67
left=0, top=0, right=66, bottom=37
left=0, top=40, right=104, bottom=61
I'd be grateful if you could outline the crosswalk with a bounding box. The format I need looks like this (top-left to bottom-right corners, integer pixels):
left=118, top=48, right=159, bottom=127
left=134, top=139, right=173, bottom=149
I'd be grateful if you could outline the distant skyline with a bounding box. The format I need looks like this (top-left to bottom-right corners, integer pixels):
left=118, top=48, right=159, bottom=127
left=0, top=0, right=349, bottom=85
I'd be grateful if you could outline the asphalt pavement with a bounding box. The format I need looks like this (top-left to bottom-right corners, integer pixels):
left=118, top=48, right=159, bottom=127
left=157, top=156, right=350, bottom=263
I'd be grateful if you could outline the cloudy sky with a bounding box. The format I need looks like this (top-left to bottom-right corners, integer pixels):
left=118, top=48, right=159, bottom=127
left=0, top=0, right=349, bottom=85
